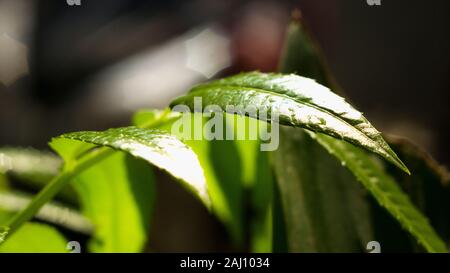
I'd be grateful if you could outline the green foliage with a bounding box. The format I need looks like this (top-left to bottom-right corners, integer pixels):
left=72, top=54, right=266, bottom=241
left=51, top=127, right=209, bottom=207
left=0, top=222, right=67, bottom=253
left=133, top=110, right=246, bottom=246
left=170, top=72, right=409, bottom=174
left=277, top=20, right=447, bottom=252
left=0, top=19, right=447, bottom=254
left=65, top=151, right=155, bottom=252
left=310, top=133, right=447, bottom=252
left=273, top=128, right=373, bottom=252
left=379, top=137, right=450, bottom=250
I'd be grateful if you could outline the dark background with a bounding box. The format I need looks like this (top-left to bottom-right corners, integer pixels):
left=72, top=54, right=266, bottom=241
left=0, top=0, right=448, bottom=251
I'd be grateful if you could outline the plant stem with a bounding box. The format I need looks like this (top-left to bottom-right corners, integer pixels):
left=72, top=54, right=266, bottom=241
left=2, top=108, right=174, bottom=241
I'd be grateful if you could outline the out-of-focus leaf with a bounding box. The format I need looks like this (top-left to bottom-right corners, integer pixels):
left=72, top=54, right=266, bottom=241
left=273, top=127, right=374, bottom=252
left=226, top=114, right=274, bottom=252
left=279, top=21, right=331, bottom=87
left=0, top=147, right=77, bottom=204
left=276, top=19, right=447, bottom=252
left=0, top=191, right=92, bottom=235
left=0, top=173, right=8, bottom=191
left=133, top=108, right=181, bottom=129
left=170, top=72, right=409, bottom=174
left=132, top=110, right=160, bottom=127
left=0, top=222, right=67, bottom=253
left=49, top=127, right=209, bottom=252
left=272, top=179, right=287, bottom=253
left=50, top=127, right=209, bottom=207
left=274, top=19, right=377, bottom=252
left=310, top=132, right=447, bottom=252
left=75, top=152, right=154, bottom=252
left=0, top=209, right=11, bottom=232
left=0, top=147, right=61, bottom=183
left=248, top=147, right=273, bottom=252
left=384, top=136, right=450, bottom=249
left=133, top=110, right=245, bottom=246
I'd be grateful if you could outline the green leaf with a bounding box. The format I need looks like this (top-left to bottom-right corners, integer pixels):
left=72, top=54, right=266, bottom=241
left=0, top=173, right=8, bottom=191
left=273, top=127, right=374, bottom=252
left=310, top=132, right=448, bottom=252
left=44, top=126, right=210, bottom=252
left=50, top=126, right=210, bottom=208
left=0, top=222, right=67, bottom=253
left=136, top=110, right=276, bottom=251
left=248, top=147, right=274, bottom=253
left=170, top=71, right=409, bottom=174
left=277, top=19, right=446, bottom=253
left=133, top=110, right=245, bottom=246
left=274, top=20, right=374, bottom=253
left=384, top=136, right=450, bottom=249
left=75, top=151, right=155, bottom=252
left=226, top=114, right=274, bottom=252
left=279, top=21, right=331, bottom=87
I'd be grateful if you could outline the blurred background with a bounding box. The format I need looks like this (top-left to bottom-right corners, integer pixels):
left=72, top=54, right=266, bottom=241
left=0, top=0, right=448, bottom=251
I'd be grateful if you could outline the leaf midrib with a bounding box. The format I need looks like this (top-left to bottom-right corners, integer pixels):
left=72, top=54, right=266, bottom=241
left=59, top=131, right=175, bottom=156
left=188, top=84, right=383, bottom=153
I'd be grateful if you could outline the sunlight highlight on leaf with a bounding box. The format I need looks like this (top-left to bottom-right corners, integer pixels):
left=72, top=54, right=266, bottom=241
left=170, top=72, right=409, bottom=174
left=51, top=127, right=210, bottom=208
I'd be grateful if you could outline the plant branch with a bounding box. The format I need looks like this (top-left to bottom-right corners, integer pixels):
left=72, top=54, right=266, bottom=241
left=1, top=110, right=173, bottom=241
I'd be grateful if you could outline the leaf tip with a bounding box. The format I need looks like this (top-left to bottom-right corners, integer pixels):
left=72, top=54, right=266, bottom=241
left=392, top=157, right=411, bottom=175
left=389, top=151, right=411, bottom=175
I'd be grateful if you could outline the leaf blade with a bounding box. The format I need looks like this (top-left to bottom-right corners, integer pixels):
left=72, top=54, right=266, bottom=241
left=310, top=132, right=448, bottom=253
left=0, top=222, right=68, bottom=253
left=273, top=127, right=374, bottom=252
left=133, top=111, right=246, bottom=246
left=277, top=19, right=446, bottom=253
left=50, top=126, right=210, bottom=208
left=170, top=72, right=409, bottom=174
left=73, top=152, right=155, bottom=252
